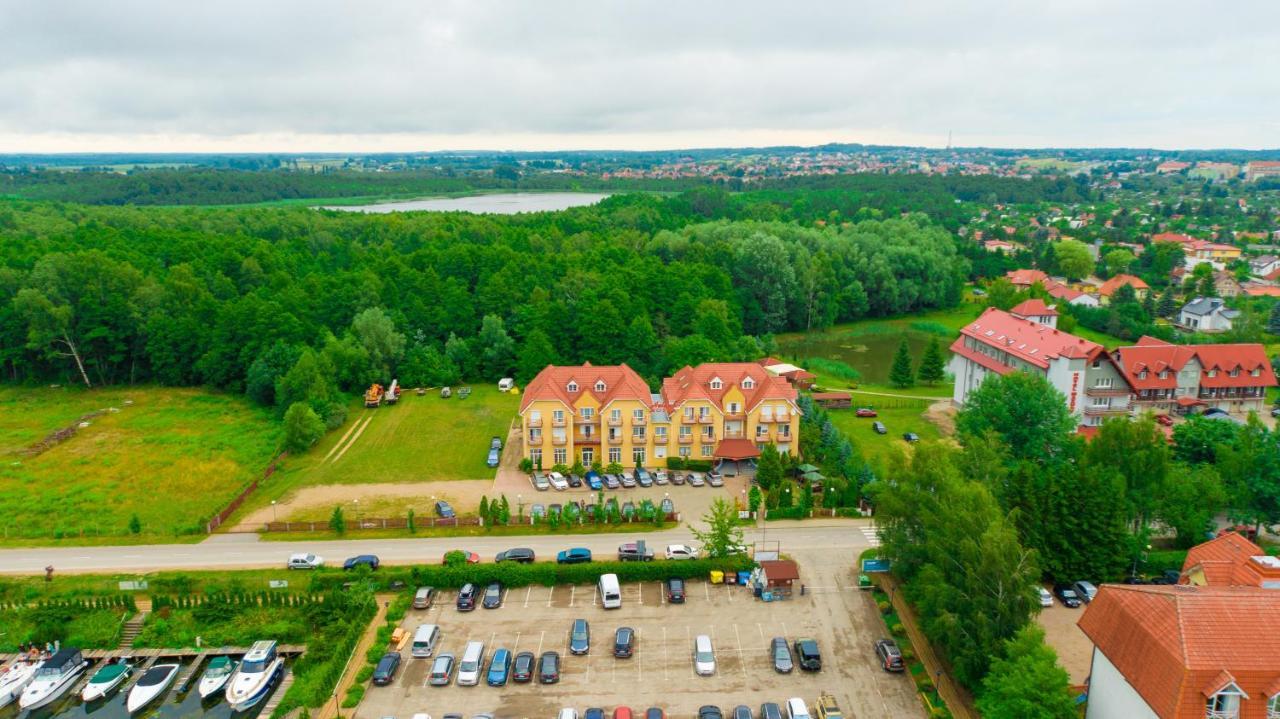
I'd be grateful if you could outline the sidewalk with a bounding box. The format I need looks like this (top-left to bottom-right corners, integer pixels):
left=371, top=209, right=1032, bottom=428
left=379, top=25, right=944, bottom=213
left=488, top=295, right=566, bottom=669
left=878, top=574, right=978, bottom=719
left=313, top=593, right=393, bottom=719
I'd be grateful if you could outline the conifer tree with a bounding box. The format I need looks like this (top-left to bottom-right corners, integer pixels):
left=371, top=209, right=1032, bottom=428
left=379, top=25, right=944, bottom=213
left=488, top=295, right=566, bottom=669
left=889, top=338, right=916, bottom=389
left=917, top=336, right=946, bottom=385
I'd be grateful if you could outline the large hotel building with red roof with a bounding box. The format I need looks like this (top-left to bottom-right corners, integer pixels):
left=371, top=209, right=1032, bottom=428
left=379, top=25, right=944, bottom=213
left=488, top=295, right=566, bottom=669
left=949, top=305, right=1275, bottom=427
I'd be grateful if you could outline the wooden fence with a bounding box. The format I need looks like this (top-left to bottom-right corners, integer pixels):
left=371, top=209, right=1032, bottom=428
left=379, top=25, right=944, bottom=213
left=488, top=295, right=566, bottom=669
left=206, top=452, right=286, bottom=533
left=263, top=516, right=479, bottom=533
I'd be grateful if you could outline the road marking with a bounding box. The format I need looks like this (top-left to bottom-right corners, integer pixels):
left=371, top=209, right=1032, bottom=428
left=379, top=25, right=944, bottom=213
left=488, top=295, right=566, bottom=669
left=704, top=581, right=711, bottom=602
left=861, top=526, right=882, bottom=546
left=686, top=625, right=693, bottom=672
left=757, top=622, right=764, bottom=641
left=734, top=623, right=746, bottom=678
left=662, top=626, right=669, bottom=681
left=638, top=581, right=643, bottom=605
left=569, top=584, right=576, bottom=607
left=536, top=631, right=544, bottom=656
left=546, top=586, right=553, bottom=608
left=726, top=582, right=734, bottom=603
left=524, top=586, right=532, bottom=608
left=635, top=627, right=643, bottom=682
left=659, top=582, right=665, bottom=605
left=781, top=621, right=790, bottom=638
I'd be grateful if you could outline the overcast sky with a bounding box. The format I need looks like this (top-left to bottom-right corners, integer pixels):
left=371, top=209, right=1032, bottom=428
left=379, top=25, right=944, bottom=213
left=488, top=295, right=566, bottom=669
left=2, top=1, right=1277, bottom=153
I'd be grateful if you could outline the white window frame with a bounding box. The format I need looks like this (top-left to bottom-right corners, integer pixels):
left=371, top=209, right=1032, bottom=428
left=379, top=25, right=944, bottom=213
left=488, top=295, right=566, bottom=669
left=632, top=448, right=645, bottom=465
left=710, top=378, right=722, bottom=390
left=611, top=408, right=622, bottom=422
left=608, top=447, right=621, bottom=463
left=581, top=407, right=594, bottom=420
left=632, top=426, right=646, bottom=440
left=595, top=380, right=606, bottom=392
left=581, top=448, right=594, bottom=465
left=679, top=446, right=691, bottom=458
left=701, top=444, right=713, bottom=457
left=530, top=448, right=542, bottom=465
left=633, top=408, right=645, bottom=421
left=553, top=448, right=567, bottom=465
left=567, top=381, right=578, bottom=392
left=553, top=409, right=565, bottom=423
left=742, top=378, right=754, bottom=389
left=1266, top=693, right=1280, bottom=719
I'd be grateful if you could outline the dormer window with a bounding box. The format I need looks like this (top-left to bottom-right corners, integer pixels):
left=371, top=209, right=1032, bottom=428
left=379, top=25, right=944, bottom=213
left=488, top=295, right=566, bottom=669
left=1139, top=370, right=1148, bottom=380
left=710, top=377, right=722, bottom=390
left=567, top=381, right=578, bottom=393
left=1267, top=694, right=1280, bottom=718
left=1230, top=368, right=1240, bottom=378
left=742, top=378, right=754, bottom=389
left=595, top=380, right=606, bottom=392
left=1253, top=368, right=1262, bottom=377
left=1206, top=684, right=1245, bottom=718
left=1159, top=370, right=1169, bottom=379
left=1207, top=370, right=1217, bottom=378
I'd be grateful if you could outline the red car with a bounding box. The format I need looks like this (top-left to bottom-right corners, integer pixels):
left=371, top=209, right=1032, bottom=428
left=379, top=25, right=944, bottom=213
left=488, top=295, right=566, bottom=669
left=444, top=550, right=481, bottom=564
left=613, top=709, right=634, bottom=719
left=856, top=408, right=878, bottom=418
left=1154, top=414, right=1173, bottom=426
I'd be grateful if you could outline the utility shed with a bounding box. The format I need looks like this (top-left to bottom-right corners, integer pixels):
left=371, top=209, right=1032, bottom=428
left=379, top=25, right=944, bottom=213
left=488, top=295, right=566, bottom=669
left=759, top=559, right=800, bottom=594
left=811, top=391, right=851, bottom=409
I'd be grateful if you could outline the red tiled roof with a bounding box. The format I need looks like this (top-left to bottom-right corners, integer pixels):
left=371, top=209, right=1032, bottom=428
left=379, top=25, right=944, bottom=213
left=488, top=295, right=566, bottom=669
left=1111, top=344, right=1198, bottom=390
left=1152, top=232, right=1198, bottom=245
left=1099, top=274, right=1150, bottom=297
left=1009, top=299, right=1058, bottom=317
left=661, top=362, right=797, bottom=414
left=1181, top=533, right=1280, bottom=588
left=1194, top=345, right=1277, bottom=388
left=1044, top=281, right=1089, bottom=302
left=1078, top=585, right=1280, bottom=719
left=1005, top=269, right=1050, bottom=286
left=951, top=307, right=1103, bottom=372
left=759, top=559, right=800, bottom=583
left=520, top=363, right=652, bottom=413
left=1243, top=284, right=1280, bottom=297
left=713, top=438, right=762, bottom=460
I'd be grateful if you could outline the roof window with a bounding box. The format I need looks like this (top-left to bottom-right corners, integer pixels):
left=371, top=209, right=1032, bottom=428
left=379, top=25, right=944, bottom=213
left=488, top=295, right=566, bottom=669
left=567, top=381, right=578, bottom=392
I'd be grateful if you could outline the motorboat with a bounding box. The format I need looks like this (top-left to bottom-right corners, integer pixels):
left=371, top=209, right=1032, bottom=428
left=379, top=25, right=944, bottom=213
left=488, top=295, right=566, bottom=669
left=225, top=640, right=283, bottom=711
left=126, top=662, right=179, bottom=713
left=81, top=659, right=132, bottom=702
left=19, top=648, right=87, bottom=711
left=197, top=656, right=237, bottom=699
left=0, top=659, right=41, bottom=708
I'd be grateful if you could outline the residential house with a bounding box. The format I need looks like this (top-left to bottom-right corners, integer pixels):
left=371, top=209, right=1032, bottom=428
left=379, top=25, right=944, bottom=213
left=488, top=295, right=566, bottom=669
left=1078, top=584, right=1280, bottom=719
left=1151, top=233, right=1243, bottom=270
left=1111, top=337, right=1276, bottom=416
left=756, top=358, right=816, bottom=389
left=1098, top=274, right=1151, bottom=304
left=1215, top=271, right=1243, bottom=298
left=518, top=362, right=802, bottom=470
left=1045, top=281, right=1101, bottom=308
left=1178, top=297, right=1240, bottom=332
left=1008, top=298, right=1059, bottom=328
left=1180, top=532, right=1280, bottom=589
left=1249, top=255, right=1280, bottom=278
left=1245, top=160, right=1280, bottom=181
left=1156, top=160, right=1190, bottom=174
left=1005, top=268, right=1050, bottom=290
left=1242, top=283, right=1280, bottom=298
left=983, top=239, right=1019, bottom=252
left=948, top=308, right=1131, bottom=426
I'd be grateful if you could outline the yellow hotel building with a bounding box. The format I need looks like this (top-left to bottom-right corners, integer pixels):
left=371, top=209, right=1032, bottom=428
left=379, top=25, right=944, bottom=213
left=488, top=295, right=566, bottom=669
left=519, top=362, right=801, bottom=469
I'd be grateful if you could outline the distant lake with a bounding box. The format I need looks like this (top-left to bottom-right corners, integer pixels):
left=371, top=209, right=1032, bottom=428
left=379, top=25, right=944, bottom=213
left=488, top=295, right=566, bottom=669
left=320, top=192, right=611, bottom=214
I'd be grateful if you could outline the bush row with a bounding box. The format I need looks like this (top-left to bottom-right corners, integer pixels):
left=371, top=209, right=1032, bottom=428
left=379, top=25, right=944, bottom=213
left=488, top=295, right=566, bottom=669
left=151, top=591, right=316, bottom=611
left=309, top=556, right=755, bottom=593
left=665, top=458, right=715, bottom=471
left=0, top=594, right=137, bottom=612
left=765, top=506, right=811, bottom=520
left=269, top=587, right=377, bottom=718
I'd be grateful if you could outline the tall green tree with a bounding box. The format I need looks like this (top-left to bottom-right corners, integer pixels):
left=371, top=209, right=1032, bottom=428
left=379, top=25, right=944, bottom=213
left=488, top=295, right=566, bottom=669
left=956, top=371, right=1076, bottom=463
left=350, top=307, right=406, bottom=380
left=1157, top=286, right=1178, bottom=318
left=976, top=625, right=1077, bottom=719
left=888, top=338, right=916, bottom=389
left=690, top=498, right=746, bottom=558
left=1084, top=416, right=1170, bottom=533
left=516, top=328, right=558, bottom=384
left=756, top=444, right=784, bottom=490
left=283, top=401, right=325, bottom=452
left=622, top=314, right=661, bottom=378
left=1267, top=301, right=1280, bottom=336
left=1217, top=422, right=1280, bottom=532
left=1055, top=239, right=1094, bottom=280
left=916, top=336, right=946, bottom=385
left=477, top=314, right=516, bottom=380
left=1158, top=463, right=1225, bottom=548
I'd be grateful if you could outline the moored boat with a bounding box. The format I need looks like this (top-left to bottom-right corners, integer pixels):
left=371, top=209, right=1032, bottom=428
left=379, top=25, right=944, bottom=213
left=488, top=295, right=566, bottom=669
left=224, top=641, right=283, bottom=711
left=0, top=659, right=41, bottom=708
left=81, top=660, right=132, bottom=702
left=197, top=656, right=236, bottom=699
left=18, top=648, right=87, bottom=711
left=125, top=662, right=180, bottom=713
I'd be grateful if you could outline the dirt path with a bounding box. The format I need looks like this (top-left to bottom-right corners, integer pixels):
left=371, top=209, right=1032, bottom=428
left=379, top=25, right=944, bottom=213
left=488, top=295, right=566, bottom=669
left=847, top=388, right=950, bottom=401
left=233, top=479, right=495, bottom=529
left=314, top=593, right=393, bottom=719
left=924, top=400, right=957, bottom=436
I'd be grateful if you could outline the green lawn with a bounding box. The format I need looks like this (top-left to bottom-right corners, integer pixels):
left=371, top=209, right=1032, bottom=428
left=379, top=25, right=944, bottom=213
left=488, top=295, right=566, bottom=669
left=0, top=386, right=281, bottom=543
left=827, top=400, right=946, bottom=470
left=250, top=386, right=517, bottom=512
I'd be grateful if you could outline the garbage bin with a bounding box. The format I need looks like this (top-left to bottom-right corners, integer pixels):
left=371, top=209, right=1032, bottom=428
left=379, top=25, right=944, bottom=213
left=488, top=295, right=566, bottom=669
left=725, top=572, right=736, bottom=585
left=737, top=571, right=751, bottom=585
left=710, top=570, right=724, bottom=584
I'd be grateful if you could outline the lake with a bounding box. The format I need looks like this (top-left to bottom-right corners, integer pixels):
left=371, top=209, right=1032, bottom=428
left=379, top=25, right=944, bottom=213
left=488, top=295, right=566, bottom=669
left=320, top=192, right=611, bottom=214
left=779, top=329, right=943, bottom=385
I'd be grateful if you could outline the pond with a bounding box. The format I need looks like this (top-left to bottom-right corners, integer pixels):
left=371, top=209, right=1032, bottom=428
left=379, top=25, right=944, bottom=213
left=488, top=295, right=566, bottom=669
left=320, top=192, right=611, bottom=214
left=778, top=329, right=945, bottom=385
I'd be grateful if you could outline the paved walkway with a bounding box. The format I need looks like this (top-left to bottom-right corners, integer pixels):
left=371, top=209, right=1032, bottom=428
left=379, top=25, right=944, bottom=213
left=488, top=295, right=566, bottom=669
left=314, top=593, right=392, bottom=719
left=878, top=574, right=978, bottom=719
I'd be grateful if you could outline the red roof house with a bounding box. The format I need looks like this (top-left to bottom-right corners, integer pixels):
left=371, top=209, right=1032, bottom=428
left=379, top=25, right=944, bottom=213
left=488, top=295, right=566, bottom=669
left=1181, top=533, right=1280, bottom=589
left=1098, top=274, right=1151, bottom=302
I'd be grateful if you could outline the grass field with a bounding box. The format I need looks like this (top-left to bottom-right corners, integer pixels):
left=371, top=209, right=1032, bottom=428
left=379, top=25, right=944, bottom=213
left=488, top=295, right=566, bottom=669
left=0, top=386, right=281, bottom=544
left=248, top=386, right=517, bottom=514
left=827, top=400, right=946, bottom=469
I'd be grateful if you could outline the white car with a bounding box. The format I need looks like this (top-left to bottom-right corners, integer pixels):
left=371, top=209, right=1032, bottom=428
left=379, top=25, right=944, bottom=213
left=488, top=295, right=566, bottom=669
left=558, top=710, right=578, bottom=719
left=693, top=634, right=716, bottom=676
left=1038, top=587, right=1053, bottom=607
left=548, top=472, right=569, bottom=491
left=653, top=470, right=669, bottom=485
left=786, top=697, right=811, bottom=719
left=665, top=544, right=697, bottom=560
left=287, top=553, right=323, bottom=569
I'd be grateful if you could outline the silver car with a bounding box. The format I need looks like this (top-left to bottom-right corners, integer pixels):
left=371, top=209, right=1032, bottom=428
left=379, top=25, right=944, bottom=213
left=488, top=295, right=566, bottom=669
left=428, top=653, right=455, bottom=686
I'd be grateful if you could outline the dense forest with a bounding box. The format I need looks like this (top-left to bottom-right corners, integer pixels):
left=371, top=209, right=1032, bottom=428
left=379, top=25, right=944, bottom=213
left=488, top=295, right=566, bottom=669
left=0, top=176, right=1091, bottom=446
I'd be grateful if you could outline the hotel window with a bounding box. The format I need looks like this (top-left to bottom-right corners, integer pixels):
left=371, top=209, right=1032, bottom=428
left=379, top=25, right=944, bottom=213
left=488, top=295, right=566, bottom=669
left=1230, top=368, right=1240, bottom=377
left=595, top=380, right=606, bottom=392
left=702, top=426, right=715, bottom=438
left=611, top=409, right=622, bottom=422
left=698, top=406, right=709, bottom=419
left=679, top=426, right=692, bottom=438
left=530, top=410, right=541, bottom=423
left=1095, top=377, right=1113, bottom=388
left=633, top=409, right=645, bottom=422
left=608, top=447, right=621, bottom=463
left=1254, top=368, right=1262, bottom=377
left=1206, top=688, right=1242, bottom=718
left=567, top=381, right=578, bottom=392
left=581, top=448, right=593, bottom=465
left=1207, top=369, right=1218, bottom=378
left=632, top=427, right=646, bottom=440
left=1267, top=694, right=1280, bottom=718
left=655, top=427, right=667, bottom=440
left=1138, top=370, right=1148, bottom=379
left=727, top=402, right=741, bottom=414
left=679, top=446, right=691, bottom=458
left=684, top=407, right=694, bottom=419
left=580, top=407, right=594, bottom=420
left=632, top=448, right=645, bottom=465
left=701, top=444, right=713, bottom=457
left=530, top=448, right=542, bottom=465
left=742, top=378, right=754, bottom=389
left=553, top=410, right=564, bottom=423
left=1159, top=370, right=1169, bottom=379
left=553, top=449, right=567, bottom=465
left=710, top=378, right=722, bottom=390
left=530, top=428, right=542, bottom=441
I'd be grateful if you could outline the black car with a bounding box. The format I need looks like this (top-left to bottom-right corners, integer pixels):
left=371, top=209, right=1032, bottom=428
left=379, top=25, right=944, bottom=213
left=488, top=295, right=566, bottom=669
left=495, top=547, right=535, bottom=563
left=435, top=500, right=455, bottom=518
left=732, top=707, right=753, bottom=719
left=371, top=651, right=401, bottom=685
left=512, top=651, right=535, bottom=683
left=570, top=618, right=590, bottom=655
left=874, top=639, right=905, bottom=672
left=666, top=577, right=686, bottom=603
left=902, top=432, right=920, bottom=443
left=759, top=704, right=782, bottom=719
left=568, top=474, right=584, bottom=488
left=794, top=638, right=821, bottom=671
left=537, top=651, right=560, bottom=683
left=482, top=581, right=503, bottom=609
left=614, top=626, right=635, bottom=658
left=1054, top=583, right=1082, bottom=608
left=770, top=636, right=793, bottom=673
left=343, top=554, right=380, bottom=571
left=456, top=582, right=478, bottom=611
left=698, top=707, right=723, bottom=719
left=872, top=421, right=887, bottom=435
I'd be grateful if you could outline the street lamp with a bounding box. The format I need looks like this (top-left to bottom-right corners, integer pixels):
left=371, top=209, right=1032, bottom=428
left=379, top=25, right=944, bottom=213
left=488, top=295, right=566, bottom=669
left=517, top=494, right=524, bottom=522
left=271, top=500, right=277, bottom=522
left=353, top=499, right=360, bottom=527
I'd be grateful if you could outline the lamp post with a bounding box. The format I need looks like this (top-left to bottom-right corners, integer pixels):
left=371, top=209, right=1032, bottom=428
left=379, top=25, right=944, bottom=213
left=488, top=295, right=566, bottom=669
left=517, top=493, right=524, bottom=523
left=271, top=500, right=277, bottom=522
left=353, top=499, right=360, bottom=528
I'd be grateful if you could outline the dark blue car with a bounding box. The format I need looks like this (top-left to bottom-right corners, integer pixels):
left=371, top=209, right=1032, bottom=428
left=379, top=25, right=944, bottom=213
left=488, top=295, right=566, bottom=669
left=486, top=648, right=511, bottom=686
left=556, top=547, right=593, bottom=564
left=585, top=471, right=603, bottom=490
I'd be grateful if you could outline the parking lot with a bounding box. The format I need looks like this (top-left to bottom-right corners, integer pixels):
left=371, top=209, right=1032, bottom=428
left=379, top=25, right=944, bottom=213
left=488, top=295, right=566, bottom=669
left=356, top=550, right=924, bottom=718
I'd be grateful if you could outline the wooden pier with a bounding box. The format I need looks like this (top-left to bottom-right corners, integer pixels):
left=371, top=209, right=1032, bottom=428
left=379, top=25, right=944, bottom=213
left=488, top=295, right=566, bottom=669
left=0, top=644, right=306, bottom=666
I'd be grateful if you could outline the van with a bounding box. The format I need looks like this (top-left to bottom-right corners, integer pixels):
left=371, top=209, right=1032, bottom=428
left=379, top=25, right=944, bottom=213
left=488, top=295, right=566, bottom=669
left=599, top=573, right=622, bottom=609
left=413, top=586, right=435, bottom=610
left=456, top=640, right=486, bottom=686
left=693, top=634, right=716, bottom=675
left=498, top=377, right=515, bottom=392
left=411, top=624, right=440, bottom=658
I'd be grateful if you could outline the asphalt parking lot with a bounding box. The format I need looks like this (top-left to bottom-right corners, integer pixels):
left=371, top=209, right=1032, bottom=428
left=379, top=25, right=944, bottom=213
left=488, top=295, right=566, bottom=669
left=355, top=550, right=924, bottom=718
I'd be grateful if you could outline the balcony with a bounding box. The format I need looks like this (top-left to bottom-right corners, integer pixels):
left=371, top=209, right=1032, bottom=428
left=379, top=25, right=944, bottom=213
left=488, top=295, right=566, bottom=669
left=698, top=415, right=714, bottom=424
left=775, top=432, right=792, bottom=442
left=552, top=416, right=566, bottom=428
left=724, top=411, right=745, bottom=420
left=575, top=434, right=601, bottom=445
left=1085, top=386, right=1130, bottom=397
left=678, top=435, right=693, bottom=445
left=551, top=435, right=567, bottom=446
left=607, top=434, right=623, bottom=445
left=758, top=415, right=774, bottom=424
left=528, top=434, right=543, bottom=444
left=755, top=431, right=771, bottom=442
left=653, top=435, right=668, bottom=445
left=575, top=415, right=596, bottom=424
left=527, top=417, right=543, bottom=428
left=632, top=416, right=646, bottom=426
left=608, top=416, right=623, bottom=427
left=701, top=433, right=717, bottom=443
left=1083, top=405, right=1130, bottom=417
left=724, top=429, right=745, bottom=439
left=775, top=413, right=791, bottom=423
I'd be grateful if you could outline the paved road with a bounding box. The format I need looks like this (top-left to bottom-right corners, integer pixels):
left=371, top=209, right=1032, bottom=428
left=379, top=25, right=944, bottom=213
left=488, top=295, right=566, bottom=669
left=0, top=520, right=874, bottom=574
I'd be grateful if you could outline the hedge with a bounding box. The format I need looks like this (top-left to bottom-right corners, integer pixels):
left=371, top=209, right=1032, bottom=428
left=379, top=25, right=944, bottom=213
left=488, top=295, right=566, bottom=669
left=1143, top=550, right=1188, bottom=576
left=766, top=507, right=810, bottom=520
left=665, top=458, right=714, bottom=471
left=308, top=556, right=755, bottom=593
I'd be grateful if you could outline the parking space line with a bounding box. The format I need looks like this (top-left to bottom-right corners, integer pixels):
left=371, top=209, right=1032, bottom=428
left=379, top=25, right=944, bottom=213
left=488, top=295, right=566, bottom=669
left=546, top=586, right=554, bottom=608
left=570, top=584, right=576, bottom=607
left=658, top=582, right=665, bottom=605
left=524, top=586, right=532, bottom=608
left=638, top=581, right=643, bottom=605
left=685, top=625, right=692, bottom=672
left=756, top=622, right=765, bottom=641
left=726, top=582, right=734, bottom=603
left=734, top=623, right=747, bottom=678
left=512, top=631, right=522, bottom=653
left=704, top=581, right=711, bottom=602
left=636, top=627, right=643, bottom=681
left=781, top=621, right=789, bottom=638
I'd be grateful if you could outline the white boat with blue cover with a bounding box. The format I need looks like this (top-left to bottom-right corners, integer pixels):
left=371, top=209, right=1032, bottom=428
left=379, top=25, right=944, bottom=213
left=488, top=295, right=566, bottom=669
left=197, top=655, right=237, bottom=699
left=19, top=648, right=87, bottom=711
left=224, top=640, right=283, bottom=711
